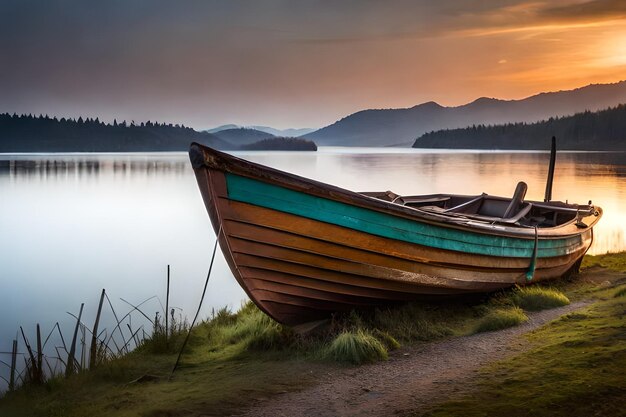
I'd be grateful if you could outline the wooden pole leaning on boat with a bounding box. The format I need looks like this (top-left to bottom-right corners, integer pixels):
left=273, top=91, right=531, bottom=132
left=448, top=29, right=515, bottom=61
left=544, top=136, right=557, bottom=202
left=170, top=225, right=222, bottom=379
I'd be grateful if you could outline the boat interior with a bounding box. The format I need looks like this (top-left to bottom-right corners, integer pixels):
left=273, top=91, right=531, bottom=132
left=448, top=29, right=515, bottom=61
left=362, top=181, right=596, bottom=228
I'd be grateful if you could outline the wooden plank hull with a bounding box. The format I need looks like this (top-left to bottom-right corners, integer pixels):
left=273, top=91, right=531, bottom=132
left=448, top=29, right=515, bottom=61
left=189, top=144, right=602, bottom=325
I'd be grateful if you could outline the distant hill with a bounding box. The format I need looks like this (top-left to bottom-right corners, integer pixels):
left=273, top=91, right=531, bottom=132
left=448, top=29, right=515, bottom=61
left=249, top=125, right=316, bottom=137
left=206, top=124, right=316, bottom=137
left=240, top=137, right=317, bottom=151
left=0, top=114, right=317, bottom=152
left=206, top=124, right=240, bottom=133
left=212, top=128, right=275, bottom=146
left=304, top=80, right=626, bottom=147
left=413, top=104, right=626, bottom=150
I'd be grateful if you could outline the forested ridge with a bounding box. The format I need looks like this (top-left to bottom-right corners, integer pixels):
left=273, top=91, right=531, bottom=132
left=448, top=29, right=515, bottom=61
left=413, top=104, right=626, bottom=150
left=0, top=114, right=316, bottom=152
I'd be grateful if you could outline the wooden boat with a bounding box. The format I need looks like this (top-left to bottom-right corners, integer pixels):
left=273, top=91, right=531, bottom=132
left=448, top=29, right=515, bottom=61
left=189, top=142, right=602, bottom=325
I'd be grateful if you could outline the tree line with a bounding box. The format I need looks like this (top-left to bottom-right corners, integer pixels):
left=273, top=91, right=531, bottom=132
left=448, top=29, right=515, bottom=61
left=0, top=113, right=318, bottom=152
left=0, top=113, right=228, bottom=152
left=413, top=104, right=626, bottom=150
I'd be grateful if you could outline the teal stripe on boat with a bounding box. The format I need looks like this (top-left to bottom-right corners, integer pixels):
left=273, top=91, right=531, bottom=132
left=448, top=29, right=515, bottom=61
left=225, top=173, right=581, bottom=258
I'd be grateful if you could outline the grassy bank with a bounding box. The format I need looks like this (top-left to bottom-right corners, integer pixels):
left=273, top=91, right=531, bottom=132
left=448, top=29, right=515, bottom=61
left=422, top=283, right=626, bottom=417
left=1, top=253, right=624, bottom=416
left=420, top=252, right=626, bottom=417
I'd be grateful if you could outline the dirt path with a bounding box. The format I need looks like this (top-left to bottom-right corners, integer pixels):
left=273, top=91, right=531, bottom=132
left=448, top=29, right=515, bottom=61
left=241, top=301, right=589, bottom=417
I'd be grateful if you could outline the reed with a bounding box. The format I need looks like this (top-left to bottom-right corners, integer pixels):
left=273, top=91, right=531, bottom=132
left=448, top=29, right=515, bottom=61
left=166, top=264, right=170, bottom=346
left=0, top=268, right=178, bottom=394
left=9, top=340, right=17, bottom=391
left=66, top=303, right=84, bottom=377
left=19, top=326, right=43, bottom=385
left=89, top=289, right=106, bottom=369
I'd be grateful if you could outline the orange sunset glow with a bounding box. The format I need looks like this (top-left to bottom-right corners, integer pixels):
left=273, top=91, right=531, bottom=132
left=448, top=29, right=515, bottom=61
left=1, top=1, right=625, bottom=128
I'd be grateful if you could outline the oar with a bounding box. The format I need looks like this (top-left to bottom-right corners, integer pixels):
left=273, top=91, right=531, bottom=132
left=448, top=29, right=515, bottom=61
left=544, top=136, right=556, bottom=202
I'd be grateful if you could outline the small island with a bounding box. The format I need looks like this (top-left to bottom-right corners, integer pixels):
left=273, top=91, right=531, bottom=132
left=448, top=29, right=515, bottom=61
left=240, top=137, right=317, bottom=151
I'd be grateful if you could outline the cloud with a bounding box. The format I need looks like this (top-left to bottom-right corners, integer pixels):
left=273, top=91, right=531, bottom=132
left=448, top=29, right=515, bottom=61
left=448, top=1, right=626, bottom=38
left=541, top=0, right=626, bottom=22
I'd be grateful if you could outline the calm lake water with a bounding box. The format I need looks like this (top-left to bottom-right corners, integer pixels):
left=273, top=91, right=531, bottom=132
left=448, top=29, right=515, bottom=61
left=1, top=147, right=625, bottom=386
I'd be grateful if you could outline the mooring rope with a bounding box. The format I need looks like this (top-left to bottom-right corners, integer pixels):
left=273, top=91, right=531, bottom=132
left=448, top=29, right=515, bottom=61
left=526, top=226, right=539, bottom=281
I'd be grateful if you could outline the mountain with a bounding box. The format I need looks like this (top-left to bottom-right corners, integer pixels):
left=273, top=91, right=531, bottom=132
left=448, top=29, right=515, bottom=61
left=304, top=80, right=626, bottom=147
left=212, top=128, right=275, bottom=146
left=249, top=125, right=316, bottom=137
left=205, top=124, right=315, bottom=137
left=205, top=124, right=240, bottom=133
left=412, top=104, right=626, bottom=150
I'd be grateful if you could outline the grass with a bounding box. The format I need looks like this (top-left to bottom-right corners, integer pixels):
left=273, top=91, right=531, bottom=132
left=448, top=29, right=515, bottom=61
left=371, top=303, right=458, bottom=342
left=614, top=285, right=626, bottom=298
left=326, top=330, right=388, bottom=364
left=1, top=252, right=623, bottom=416
left=0, top=299, right=489, bottom=416
left=511, top=286, right=570, bottom=311
left=581, top=252, right=626, bottom=272
left=135, top=311, right=190, bottom=355
left=474, top=306, right=528, bottom=333
left=422, top=290, right=626, bottom=417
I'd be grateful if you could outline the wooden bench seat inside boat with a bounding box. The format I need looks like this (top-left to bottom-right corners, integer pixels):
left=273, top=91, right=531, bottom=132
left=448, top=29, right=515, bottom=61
left=363, top=181, right=589, bottom=227
left=419, top=203, right=532, bottom=224
left=374, top=181, right=532, bottom=224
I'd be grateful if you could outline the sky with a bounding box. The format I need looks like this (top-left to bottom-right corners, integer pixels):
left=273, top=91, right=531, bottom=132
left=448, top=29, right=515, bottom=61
left=1, top=0, right=625, bottom=129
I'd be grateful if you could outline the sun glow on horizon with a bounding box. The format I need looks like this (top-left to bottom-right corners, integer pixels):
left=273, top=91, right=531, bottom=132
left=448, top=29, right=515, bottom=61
left=595, top=31, right=626, bottom=67
left=1, top=1, right=626, bottom=127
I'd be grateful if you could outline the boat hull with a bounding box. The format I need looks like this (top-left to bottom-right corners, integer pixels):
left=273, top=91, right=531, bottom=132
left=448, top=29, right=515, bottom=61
left=190, top=144, right=600, bottom=325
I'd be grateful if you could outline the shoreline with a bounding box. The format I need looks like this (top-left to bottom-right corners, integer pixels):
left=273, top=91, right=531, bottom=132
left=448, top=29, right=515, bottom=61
left=0, top=252, right=624, bottom=416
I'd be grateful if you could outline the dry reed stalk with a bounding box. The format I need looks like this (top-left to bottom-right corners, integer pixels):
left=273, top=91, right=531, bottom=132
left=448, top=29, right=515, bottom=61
left=166, top=264, right=170, bottom=344
left=19, top=326, right=41, bottom=383
left=80, top=324, right=86, bottom=371
left=104, top=293, right=129, bottom=354
left=119, top=297, right=155, bottom=323
left=9, top=339, right=17, bottom=391
left=66, top=303, right=84, bottom=377
left=36, top=324, right=42, bottom=381
left=54, top=347, right=67, bottom=369
left=107, top=295, right=156, bottom=354
left=121, top=326, right=143, bottom=352
left=90, top=289, right=106, bottom=369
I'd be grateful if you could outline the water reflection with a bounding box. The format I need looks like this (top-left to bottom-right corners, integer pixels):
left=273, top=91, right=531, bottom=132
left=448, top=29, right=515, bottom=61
left=0, top=154, right=189, bottom=181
